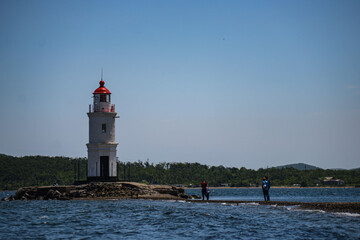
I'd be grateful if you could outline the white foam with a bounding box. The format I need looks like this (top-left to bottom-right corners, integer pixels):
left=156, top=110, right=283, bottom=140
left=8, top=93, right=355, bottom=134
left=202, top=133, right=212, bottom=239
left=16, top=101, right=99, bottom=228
left=242, top=202, right=260, bottom=206
left=285, top=206, right=326, bottom=214
left=334, top=212, right=360, bottom=217
left=301, top=209, right=326, bottom=214
left=225, top=202, right=259, bottom=206
left=235, top=202, right=259, bottom=206
left=275, top=206, right=359, bottom=217
left=283, top=205, right=300, bottom=211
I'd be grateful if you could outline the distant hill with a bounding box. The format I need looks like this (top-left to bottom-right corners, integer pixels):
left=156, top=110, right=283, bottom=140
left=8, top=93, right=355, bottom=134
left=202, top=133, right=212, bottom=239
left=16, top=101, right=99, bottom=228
left=276, top=163, right=320, bottom=170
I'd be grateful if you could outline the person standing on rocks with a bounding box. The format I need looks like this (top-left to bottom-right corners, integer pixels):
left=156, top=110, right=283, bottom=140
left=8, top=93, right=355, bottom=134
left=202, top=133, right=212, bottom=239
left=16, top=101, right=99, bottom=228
left=262, top=176, right=270, bottom=201
left=206, top=186, right=210, bottom=200
left=201, top=180, right=207, bottom=200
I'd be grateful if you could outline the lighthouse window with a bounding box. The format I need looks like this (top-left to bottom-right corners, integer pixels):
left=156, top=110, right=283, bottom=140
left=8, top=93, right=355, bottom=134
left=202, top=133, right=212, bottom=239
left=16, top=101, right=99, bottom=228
left=102, top=124, right=106, bottom=133
left=100, top=94, right=107, bottom=102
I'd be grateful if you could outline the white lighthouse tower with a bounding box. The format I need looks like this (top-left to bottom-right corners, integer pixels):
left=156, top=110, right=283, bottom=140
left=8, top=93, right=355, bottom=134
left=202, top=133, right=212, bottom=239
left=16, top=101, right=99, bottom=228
left=87, top=77, right=118, bottom=181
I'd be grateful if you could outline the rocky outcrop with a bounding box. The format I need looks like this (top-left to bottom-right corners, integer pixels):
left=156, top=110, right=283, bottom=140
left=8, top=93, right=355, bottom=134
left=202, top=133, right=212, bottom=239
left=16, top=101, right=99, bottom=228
left=1, top=182, right=200, bottom=201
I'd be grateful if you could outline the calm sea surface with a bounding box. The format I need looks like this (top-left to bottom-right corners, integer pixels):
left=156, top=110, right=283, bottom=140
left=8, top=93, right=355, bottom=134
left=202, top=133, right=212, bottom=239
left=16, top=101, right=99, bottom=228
left=1, top=188, right=359, bottom=239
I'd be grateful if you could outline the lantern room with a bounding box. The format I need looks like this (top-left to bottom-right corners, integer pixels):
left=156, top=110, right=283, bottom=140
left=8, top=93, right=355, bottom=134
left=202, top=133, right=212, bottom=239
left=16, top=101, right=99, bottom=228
left=90, top=80, right=115, bottom=113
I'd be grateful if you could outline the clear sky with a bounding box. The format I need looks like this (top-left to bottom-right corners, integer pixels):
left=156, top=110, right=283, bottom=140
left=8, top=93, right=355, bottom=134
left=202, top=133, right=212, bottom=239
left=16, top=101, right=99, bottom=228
left=0, top=0, right=359, bottom=170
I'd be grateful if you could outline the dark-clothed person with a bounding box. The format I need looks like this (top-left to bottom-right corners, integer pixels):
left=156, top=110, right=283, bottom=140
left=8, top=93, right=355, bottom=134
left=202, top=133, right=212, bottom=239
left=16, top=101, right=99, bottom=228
left=262, top=177, right=270, bottom=201
left=201, top=180, right=207, bottom=200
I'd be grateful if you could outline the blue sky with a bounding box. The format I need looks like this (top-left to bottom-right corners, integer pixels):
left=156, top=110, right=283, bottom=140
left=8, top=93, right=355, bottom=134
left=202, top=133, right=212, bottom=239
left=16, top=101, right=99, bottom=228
left=0, top=0, right=359, bottom=169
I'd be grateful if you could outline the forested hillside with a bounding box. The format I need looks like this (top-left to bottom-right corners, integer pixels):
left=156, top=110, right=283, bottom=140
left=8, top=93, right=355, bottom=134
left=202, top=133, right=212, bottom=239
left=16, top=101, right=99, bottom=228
left=0, top=154, right=87, bottom=190
left=1, top=154, right=359, bottom=190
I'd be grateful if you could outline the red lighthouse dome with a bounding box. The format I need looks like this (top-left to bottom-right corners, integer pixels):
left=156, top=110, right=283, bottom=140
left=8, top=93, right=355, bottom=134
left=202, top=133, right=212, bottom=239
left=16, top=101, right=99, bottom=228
left=93, top=80, right=111, bottom=94
left=90, top=78, right=115, bottom=113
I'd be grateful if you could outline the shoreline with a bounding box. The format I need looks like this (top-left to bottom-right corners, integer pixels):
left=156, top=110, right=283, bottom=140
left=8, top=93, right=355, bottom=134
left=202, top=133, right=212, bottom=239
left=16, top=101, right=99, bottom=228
left=51, top=197, right=360, bottom=214
left=1, top=185, right=357, bottom=192
left=0, top=184, right=358, bottom=192
left=185, top=186, right=357, bottom=189
left=2, top=183, right=359, bottom=214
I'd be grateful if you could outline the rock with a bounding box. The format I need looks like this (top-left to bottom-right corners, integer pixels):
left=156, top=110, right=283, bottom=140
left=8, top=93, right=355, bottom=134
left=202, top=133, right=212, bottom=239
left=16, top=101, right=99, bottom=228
left=1, top=195, right=15, bottom=201
left=190, top=195, right=201, bottom=199
left=45, top=189, right=54, bottom=200
left=14, top=188, right=26, bottom=200
left=151, top=186, right=184, bottom=197
left=5, top=182, right=189, bottom=201
left=178, top=193, right=189, bottom=199
left=69, top=189, right=87, bottom=198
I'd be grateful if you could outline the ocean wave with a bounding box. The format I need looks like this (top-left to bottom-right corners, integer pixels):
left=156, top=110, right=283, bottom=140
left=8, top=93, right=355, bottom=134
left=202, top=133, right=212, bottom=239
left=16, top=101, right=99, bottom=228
left=334, top=212, right=360, bottom=217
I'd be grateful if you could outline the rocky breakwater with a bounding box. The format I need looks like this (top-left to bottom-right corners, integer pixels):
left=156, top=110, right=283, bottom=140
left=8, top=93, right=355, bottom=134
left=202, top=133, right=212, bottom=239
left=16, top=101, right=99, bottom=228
left=2, top=182, right=199, bottom=201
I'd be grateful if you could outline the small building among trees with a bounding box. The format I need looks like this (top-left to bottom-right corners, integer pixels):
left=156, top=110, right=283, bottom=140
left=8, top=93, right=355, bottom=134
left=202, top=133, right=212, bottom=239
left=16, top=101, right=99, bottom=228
left=323, top=177, right=345, bottom=185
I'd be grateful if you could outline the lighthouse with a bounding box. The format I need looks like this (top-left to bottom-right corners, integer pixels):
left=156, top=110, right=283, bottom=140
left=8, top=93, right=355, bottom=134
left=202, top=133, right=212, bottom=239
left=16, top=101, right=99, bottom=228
left=87, top=78, right=118, bottom=181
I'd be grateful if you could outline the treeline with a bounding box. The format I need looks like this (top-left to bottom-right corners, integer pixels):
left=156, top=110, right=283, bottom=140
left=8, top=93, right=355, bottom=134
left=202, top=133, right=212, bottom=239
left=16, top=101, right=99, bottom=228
left=1, top=154, right=360, bottom=190
left=119, top=161, right=360, bottom=187
left=0, top=154, right=87, bottom=190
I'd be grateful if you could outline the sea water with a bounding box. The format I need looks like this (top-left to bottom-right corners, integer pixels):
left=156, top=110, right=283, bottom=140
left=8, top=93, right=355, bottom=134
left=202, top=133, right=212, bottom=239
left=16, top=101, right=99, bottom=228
left=186, top=187, right=360, bottom=202
left=0, top=188, right=359, bottom=239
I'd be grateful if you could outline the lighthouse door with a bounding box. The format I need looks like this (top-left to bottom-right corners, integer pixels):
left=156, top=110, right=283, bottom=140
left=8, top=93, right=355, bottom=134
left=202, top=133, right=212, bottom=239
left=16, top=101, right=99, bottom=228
left=100, top=156, right=109, bottom=178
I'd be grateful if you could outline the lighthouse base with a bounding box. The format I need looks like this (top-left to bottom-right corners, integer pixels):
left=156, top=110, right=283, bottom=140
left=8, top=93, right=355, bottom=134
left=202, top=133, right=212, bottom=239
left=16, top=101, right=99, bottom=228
left=87, top=143, right=118, bottom=180
left=86, top=176, right=119, bottom=182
